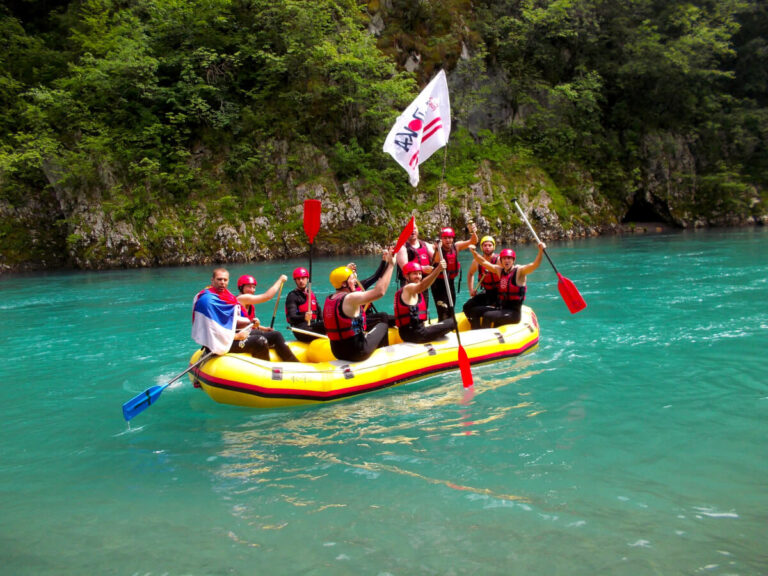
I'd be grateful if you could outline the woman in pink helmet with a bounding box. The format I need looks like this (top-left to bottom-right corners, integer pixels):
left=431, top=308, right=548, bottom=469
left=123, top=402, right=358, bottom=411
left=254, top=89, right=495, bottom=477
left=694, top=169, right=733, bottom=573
left=233, top=272, right=299, bottom=362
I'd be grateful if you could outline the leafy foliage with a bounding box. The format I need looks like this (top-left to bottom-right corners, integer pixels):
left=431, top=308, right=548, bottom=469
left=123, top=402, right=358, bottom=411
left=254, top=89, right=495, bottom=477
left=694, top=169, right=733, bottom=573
left=0, top=0, right=765, bottom=268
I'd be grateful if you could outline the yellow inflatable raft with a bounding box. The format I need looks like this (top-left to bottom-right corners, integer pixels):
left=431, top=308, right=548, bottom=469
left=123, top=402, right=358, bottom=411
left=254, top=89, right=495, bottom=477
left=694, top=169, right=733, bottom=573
left=188, top=308, right=539, bottom=409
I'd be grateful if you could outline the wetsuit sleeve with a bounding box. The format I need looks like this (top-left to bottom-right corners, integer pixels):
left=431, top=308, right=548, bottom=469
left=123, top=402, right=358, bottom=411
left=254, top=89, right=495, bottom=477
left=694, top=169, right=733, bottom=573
left=284, top=291, right=305, bottom=325
left=360, top=259, right=388, bottom=290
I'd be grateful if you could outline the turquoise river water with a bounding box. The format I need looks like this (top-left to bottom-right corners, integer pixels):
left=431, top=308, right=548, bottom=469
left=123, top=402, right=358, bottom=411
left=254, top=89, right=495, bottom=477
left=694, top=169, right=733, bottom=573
left=1, top=228, right=766, bottom=575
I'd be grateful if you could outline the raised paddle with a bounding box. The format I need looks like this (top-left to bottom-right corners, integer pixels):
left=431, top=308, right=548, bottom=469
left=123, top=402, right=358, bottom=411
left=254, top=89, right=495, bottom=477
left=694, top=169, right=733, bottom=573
left=122, top=350, right=215, bottom=421
left=303, top=199, right=322, bottom=281
left=393, top=215, right=415, bottom=255
left=437, top=243, right=474, bottom=388
left=513, top=199, right=586, bottom=314
left=269, top=279, right=285, bottom=329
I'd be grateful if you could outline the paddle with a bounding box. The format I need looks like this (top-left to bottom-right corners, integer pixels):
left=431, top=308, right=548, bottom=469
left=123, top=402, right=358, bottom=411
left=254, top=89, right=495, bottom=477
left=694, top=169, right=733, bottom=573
left=437, top=243, right=474, bottom=388
left=269, top=279, right=285, bottom=329
left=393, top=215, right=415, bottom=255
left=122, top=351, right=215, bottom=421
left=290, top=326, right=330, bottom=340
left=303, top=199, right=321, bottom=281
left=513, top=199, right=586, bottom=314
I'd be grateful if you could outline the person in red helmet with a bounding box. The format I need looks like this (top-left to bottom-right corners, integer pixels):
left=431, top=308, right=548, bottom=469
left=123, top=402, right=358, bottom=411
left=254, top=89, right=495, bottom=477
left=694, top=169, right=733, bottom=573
left=468, top=242, right=545, bottom=326
left=285, top=266, right=326, bottom=342
left=430, top=223, right=478, bottom=321
left=463, top=235, right=500, bottom=329
left=394, top=258, right=456, bottom=343
left=234, top=271, right=300, bottom=362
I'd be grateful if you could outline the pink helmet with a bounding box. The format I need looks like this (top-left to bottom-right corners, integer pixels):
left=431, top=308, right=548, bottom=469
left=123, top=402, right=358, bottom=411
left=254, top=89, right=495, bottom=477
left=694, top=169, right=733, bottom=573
left=293, top=267, right=309, bottom=280
left=237, top=274, right=257, bottom=290
left=499, top=248, right=516, bottom=259
left=440, top=227, right=455, bottom=238
left=402, top=261, right=423, bottom=276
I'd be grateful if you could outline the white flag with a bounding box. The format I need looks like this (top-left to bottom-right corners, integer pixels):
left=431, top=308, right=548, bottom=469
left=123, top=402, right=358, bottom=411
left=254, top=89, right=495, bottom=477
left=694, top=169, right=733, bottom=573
left=383, top=69, right=451, bottom=187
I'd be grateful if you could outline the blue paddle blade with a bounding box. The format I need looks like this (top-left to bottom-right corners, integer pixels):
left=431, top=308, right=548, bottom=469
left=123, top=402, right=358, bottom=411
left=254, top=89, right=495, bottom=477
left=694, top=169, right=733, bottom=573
left=122, top=383, right=169, bottom=421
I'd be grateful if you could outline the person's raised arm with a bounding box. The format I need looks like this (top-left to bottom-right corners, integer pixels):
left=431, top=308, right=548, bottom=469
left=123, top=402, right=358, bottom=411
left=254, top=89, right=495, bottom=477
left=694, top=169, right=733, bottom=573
left=237, top=274, right=287, bottom=306
left=455, top=222, right=478, bottom=252
left=342, top=250, right=395, bottom=315
left=469, top=245, right=503, bottom=275
left=360, top=255, right=388, bottom=290
left=416, top=258, right=445, bottom=292
left=467, top=259, right=479, bottom=296
left=517, top=242, right=546, bottom=281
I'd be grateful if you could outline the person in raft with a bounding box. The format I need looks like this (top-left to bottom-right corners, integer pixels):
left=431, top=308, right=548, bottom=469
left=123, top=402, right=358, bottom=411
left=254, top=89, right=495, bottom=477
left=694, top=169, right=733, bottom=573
left=430, top=223, right=478, bottom=322
left=395, top=222, right=434, bottom=287
left=462, top=235, right=500, bottom=329
left=468, top=242, right=546, bottom=326
left=322, top=250, right=395, bottom=362
left=345, top=255, right=396, bottom=329
left=284, top=267, right=326, bottom=342
left=234, top=272, right=300, bottom=362
left=394, top=259, right=456, bottom=343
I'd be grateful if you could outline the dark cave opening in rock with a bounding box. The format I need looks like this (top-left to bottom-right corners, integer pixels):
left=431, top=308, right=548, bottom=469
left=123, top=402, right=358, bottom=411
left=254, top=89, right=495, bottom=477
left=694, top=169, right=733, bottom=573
left=622, top=194, right=671, bottom=224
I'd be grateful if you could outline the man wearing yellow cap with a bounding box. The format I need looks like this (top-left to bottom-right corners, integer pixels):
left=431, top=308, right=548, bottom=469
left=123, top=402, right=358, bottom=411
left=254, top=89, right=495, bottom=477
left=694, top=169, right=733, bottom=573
left=463, top=235, right=500, bottom=329
left=322, top=250, right=395, bottom=362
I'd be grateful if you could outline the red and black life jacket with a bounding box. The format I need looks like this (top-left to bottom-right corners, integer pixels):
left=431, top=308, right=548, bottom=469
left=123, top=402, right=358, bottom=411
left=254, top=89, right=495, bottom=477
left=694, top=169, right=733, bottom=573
left=298, top=290, right=319, bottom=320
left=397, top=241, right=432, bottom=283
left=439, top=246, right=460, bottom=280
left=497, top=267, right=526, bottom=307
left=393, top=289, right=427, bottom=328
left=241, top=303, right=255, bottom=321
left=323, top=293, right=364, bottom=341
left=478, top=254, right=499, bottom=291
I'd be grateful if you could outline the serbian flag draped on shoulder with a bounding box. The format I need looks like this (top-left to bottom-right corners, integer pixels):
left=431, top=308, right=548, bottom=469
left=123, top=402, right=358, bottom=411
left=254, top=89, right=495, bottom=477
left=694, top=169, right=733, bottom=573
left=191, top=288, right=241, bottom=355
left=383, top=69, right=451, bottom=187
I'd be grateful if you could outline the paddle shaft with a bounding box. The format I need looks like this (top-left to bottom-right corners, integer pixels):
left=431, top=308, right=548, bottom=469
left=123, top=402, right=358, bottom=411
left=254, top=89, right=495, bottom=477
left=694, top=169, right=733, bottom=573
left=270, top=280, right=285, bottom=329
left=513, top=200, right=561, bottom=275
left=122, top=350, right=215, bottom=421
left=171, top=352, right=211, bottom=385
left=437, top=243, right=462, bottom=348
left=290, top=326, right=330, bottom=339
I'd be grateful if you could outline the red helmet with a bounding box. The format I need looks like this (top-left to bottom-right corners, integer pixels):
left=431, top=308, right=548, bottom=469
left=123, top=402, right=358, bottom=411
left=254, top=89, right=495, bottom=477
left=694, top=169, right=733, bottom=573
left=440, top=227, right=455, bottom=238
left=402, top=261, right=423, bottom=276
left=293, top=267, right=309, bottom=280
left=499, top=248, right=516, bottom=259
left=237, top=274, right=257, bottom=290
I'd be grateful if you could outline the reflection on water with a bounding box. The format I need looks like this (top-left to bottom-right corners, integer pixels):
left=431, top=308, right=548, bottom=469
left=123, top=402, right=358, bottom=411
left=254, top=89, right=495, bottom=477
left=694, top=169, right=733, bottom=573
left=213, top=363, right=547, bottom=512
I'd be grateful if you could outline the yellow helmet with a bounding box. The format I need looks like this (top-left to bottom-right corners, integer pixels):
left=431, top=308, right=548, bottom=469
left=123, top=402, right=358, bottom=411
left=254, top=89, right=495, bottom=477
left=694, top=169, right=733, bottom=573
left=329, top=266, right=354, bottom=289
left=480, top=235, right=496, bottom=248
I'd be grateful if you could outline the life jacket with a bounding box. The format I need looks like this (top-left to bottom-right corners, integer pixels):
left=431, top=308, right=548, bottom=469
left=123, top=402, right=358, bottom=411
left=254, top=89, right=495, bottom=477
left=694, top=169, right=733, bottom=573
left=397, top=241, right=432, bottom=282
left=323, top=293, right=364, bottom=341
left=241, top=303, right=255, bottom=321
left=297, top=290, right=319, bottom=320
left=478, top=254, right=499, bottom=291
left=393, top=289, right=427, bottom=328
left=439, top=245, right=460, bottom=280
left=497, top=267, right=526, bottom=307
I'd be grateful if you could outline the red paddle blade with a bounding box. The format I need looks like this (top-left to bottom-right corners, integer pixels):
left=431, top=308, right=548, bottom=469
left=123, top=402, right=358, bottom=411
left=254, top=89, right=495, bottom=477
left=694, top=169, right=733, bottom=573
left=557, top=273, right=586, bottom=314
left=303, top=199, right=322, bottom=244
left=392, top=216, right=415, bottom=254
left=457, top=345, right=474, bottom=388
